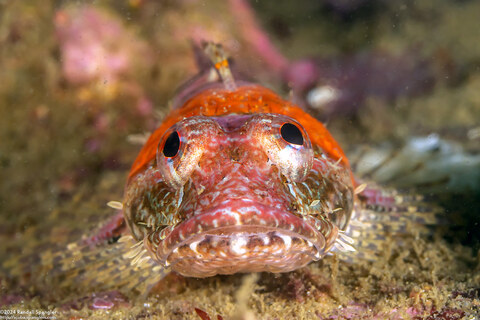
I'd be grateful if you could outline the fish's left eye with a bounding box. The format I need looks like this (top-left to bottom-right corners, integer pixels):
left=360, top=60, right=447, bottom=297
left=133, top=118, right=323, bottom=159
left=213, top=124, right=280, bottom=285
left=281, top=123, right=304, bottom=145
left=246, top=114, right=314, bottom=182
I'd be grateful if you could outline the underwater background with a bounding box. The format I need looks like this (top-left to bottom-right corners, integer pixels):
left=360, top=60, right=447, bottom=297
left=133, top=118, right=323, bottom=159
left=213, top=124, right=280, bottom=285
left=1, top=0, right=480, bottom=319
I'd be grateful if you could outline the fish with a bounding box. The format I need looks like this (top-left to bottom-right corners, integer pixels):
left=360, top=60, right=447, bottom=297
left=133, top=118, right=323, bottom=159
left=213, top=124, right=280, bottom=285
left=11, top=43, right=440, bottom=295
left=123, top=43, right=355, bottom=279
left=117, top=43, right=440, bottom=286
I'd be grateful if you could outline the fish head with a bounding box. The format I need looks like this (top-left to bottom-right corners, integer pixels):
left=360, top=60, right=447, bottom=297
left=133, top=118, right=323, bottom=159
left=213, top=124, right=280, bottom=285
left=124, top=87, right=354, bottom=277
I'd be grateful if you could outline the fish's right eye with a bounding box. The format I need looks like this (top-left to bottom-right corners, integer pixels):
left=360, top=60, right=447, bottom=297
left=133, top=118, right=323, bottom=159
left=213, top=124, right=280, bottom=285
left=157, top=117, right=222, bottom=189
left=163, top=131, right=180, bottom=158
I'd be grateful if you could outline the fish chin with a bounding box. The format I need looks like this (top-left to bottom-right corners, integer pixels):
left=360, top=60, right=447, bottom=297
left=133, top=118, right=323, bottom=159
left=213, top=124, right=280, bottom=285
left=154, top=199, right=330, bottom=277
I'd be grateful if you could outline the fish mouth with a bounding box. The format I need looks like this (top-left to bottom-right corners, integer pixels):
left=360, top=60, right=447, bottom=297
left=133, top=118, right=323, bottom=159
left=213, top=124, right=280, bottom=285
left=155, top=199, right=332, bottom=277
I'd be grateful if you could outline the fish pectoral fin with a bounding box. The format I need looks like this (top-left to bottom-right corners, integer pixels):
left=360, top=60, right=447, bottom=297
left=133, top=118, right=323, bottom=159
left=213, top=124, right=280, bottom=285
left=333, top=183, right=444, bottom=263
left=36, top=234, right=169, bottom=296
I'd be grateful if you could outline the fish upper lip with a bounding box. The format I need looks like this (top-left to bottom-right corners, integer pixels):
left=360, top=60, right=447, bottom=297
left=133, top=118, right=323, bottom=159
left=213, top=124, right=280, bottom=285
left=155, top=199, right=328, bottom=266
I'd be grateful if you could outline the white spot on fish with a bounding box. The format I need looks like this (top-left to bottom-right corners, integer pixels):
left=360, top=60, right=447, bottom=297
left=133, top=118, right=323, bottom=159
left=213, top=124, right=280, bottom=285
left=230, top=236, right=247, bottom=255
left=189, top=241, right=199, bottom=253
left=278, top=234, right=292, bottom=250
left=261, top=235, right=270, bottom=245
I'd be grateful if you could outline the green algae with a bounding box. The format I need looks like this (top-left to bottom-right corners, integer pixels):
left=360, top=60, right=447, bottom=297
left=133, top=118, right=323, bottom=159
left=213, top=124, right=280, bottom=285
left=0, top=0, right=479, bottom=319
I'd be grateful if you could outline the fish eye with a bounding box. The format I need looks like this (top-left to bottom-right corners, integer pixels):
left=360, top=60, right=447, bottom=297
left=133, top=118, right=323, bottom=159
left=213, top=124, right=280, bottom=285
left=281, top=123, right=304, bottom=145
left=246, top=114, right=314, bottom=182
left=163, top=131, right=180, bottom=158
left=157, top=116, right=222, bottom=189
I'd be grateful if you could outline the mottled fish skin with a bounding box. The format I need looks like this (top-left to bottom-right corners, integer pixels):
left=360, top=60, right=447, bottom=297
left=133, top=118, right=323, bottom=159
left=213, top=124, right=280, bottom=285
left=124, top=81, right=355, bottom=277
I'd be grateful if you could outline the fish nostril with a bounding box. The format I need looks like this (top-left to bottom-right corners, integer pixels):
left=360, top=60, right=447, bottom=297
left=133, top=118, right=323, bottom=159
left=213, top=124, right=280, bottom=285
left=229, top=149, right=241, bottom=162
left=281, top=123, right=304, bottom=145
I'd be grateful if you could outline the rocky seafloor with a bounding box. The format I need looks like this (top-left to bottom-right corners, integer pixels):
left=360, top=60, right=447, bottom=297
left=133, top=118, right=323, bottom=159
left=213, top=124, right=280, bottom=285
left=0, top=0, right=479, bottom=319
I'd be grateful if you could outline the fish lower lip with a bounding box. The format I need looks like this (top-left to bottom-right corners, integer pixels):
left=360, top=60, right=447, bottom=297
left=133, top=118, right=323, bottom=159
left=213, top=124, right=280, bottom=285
left=154, top=199, right=329, bottom=277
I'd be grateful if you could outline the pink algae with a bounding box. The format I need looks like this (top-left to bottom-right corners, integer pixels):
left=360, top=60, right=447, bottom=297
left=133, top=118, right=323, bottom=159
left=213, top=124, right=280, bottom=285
left=55, top=6, right=151, bottom=86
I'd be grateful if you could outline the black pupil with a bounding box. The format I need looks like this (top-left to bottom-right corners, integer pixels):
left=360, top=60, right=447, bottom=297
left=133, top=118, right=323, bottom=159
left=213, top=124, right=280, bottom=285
left=281, top=123, right=304, bottom=145
left=163, top=131, right=180, bottom=157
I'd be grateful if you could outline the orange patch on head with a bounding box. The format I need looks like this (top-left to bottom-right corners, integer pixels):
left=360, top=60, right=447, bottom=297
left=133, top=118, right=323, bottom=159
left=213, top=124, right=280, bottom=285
left=128, top=85, right=349, bottom=180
